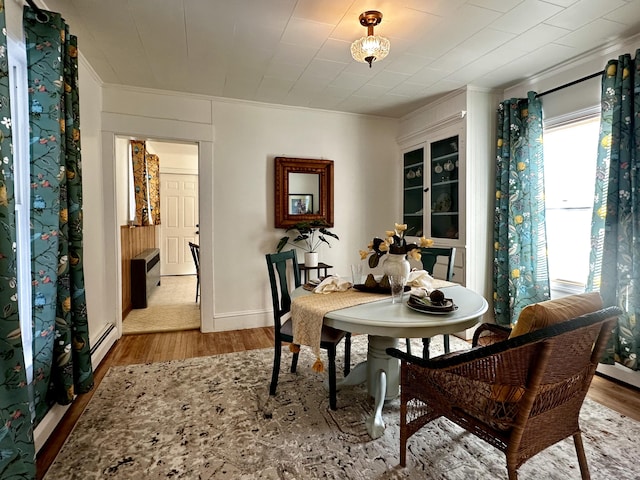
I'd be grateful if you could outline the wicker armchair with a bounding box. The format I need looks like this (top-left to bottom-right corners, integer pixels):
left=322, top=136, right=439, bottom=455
left=387, top=305, right=621, bottom=479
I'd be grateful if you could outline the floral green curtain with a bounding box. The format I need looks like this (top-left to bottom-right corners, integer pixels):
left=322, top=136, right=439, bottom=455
left=146, top=153, right=161, bottom=225
left=25, top=7, right=93, bottom=425
left=0, top=2, right=35, bottom=477
left=493, top=92, right=550, bottom=325
left=587, top=50, right=640, bottom=370
left=130, top=141, right=161, bottom=225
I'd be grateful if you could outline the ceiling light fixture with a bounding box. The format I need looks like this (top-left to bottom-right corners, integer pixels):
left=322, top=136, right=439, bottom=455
left=350, top=10, right=390, bottom=68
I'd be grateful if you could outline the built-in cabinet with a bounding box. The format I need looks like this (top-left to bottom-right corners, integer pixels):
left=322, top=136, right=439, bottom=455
left=403, top=123, right=466, bottom=284
left=399, top=87, right=499, bottom=332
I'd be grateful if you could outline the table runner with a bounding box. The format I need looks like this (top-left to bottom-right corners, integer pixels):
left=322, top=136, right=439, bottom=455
left=291, top=280, right=456, bottom=371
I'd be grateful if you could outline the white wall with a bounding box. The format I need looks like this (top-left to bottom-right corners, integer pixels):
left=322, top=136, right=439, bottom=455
left=78, top=56, right=116, bottom=352
left=504, top=34, right=640, bottom=121
left=100, top=87, right=399, bottom=333
left=210, top=100, right=398, bottom=331
left=147, top=140, right=198, bottom=174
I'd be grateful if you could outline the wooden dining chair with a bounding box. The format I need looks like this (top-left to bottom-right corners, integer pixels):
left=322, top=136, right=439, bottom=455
left=388, top=298, right=621, bottom=479
left=265, top=250, right=351, bottom=410
left=406, top=247, right=456, bottom=358
left=188, top=242, right=200, bottom=302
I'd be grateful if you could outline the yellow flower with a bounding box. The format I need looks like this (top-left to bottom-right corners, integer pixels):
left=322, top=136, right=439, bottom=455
left=359, top=250, right=369, bottom=260
left=497, top=138, right=503, bottom=148
left=512, top=269, right=520, bottom=279
left=385, top=230, right=395, bottom=238
left=517, top=161, right=526, bottom=171
left=394, top=223, right=407, bottom=232
left=514, top=215, right=523, bottom=224
left=408, top=249, right=421, bottom=261
left=419, top=236, right=434, bottom=247
left=0, top=185, right=7, bottom=207
left=606, top=64, right=617, bottom=77
left=367, top=241, right=374, bottom=250
left=601, top=134, right=612, bottom=148
left=379, top=242, right=389, bottom=252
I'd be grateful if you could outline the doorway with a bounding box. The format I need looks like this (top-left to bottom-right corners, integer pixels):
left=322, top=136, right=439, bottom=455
left=120, top=138, right=201, bottom=334
left=146, top=140, right=199, bottom=277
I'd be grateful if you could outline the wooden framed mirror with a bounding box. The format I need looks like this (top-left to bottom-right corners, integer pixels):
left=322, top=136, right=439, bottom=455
left=274, top=157, right=334, bottom=228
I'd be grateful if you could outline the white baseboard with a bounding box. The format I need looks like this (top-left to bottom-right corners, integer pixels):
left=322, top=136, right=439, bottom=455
left=34, top=324, right=119, bottom=453
left=597, top=363, right=640, bottom=389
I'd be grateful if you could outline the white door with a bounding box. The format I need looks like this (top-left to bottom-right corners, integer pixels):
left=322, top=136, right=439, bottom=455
left=160, top=173, right=199, bottom=275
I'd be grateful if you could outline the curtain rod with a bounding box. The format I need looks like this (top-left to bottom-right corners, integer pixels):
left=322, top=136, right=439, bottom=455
left=24, top=0, right=48, bottom=22
left=535, top=71, right=603, bottom=98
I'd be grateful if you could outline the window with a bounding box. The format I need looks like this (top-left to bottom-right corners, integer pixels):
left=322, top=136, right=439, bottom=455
left=543, top=115, right=600, bottom=295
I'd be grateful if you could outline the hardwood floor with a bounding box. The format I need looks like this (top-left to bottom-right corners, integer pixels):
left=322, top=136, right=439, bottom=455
left=36, top=328, right=640, bottom=479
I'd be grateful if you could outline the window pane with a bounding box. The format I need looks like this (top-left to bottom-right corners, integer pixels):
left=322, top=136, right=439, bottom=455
left=543, top=117, right=599, bottom=287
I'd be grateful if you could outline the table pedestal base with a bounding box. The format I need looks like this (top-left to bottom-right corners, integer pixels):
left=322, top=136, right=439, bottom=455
left=335, top=335, right=400, bottom=439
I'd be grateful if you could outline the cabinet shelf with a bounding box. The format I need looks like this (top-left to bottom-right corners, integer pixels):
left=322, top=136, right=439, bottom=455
left=404, top=185, right=423, bottom=191
left=432, top=151, right=458, bottom=163
left=432, top=211, right=459, bottom=216
left=404, top=162, right=422, bottom=169
left=432, top=179, right=459, bottom=187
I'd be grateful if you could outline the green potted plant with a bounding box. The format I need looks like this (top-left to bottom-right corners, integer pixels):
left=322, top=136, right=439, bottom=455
left=276, top=219, right=339, bottom=267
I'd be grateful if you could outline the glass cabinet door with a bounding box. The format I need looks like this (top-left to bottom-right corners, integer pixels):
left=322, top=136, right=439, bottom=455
left=429, top=135, right=459, bottom=239
left=403, top=147, right=424, bottom=237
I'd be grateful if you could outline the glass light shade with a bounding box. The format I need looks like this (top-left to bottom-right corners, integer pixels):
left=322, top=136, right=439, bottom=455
left=350, top=35, right=390, bottom=67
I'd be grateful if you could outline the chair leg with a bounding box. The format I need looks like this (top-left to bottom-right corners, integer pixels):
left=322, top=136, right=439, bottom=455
left=422, top=337, right=431, bottom=359
left=573, top=432, right=591, bottom=480
left=290, top=351, right=299, bottom=373
left=405, top=338, right=412, bottom=355
left=269, top=342, right=282, bottom=396
left=195, top=276, right=200, bottom=302
left=343, top=333, right=351, bottom=377
left=328, top=346, right=338, bottom=410
left=443, top=334, right=450, bottom=354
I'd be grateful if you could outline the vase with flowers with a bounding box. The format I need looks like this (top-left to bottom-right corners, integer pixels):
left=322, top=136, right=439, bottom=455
left=359, top=223, right=433, bottom=279
left=276, top=219, right=339, bottom=267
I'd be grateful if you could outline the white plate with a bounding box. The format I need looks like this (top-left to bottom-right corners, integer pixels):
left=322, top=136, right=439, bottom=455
left=435, top=192, right=452, bottom=212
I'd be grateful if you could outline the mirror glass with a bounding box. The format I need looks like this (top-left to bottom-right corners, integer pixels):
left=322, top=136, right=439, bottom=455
left=288, top=173, right=320, bottom=215
left=274, top=157, right=333, bottom=228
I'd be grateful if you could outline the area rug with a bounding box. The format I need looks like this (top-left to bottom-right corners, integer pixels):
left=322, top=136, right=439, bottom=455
left=123, top=275, right=200, bottom=335
left=44, top=335, right=639, bottom=479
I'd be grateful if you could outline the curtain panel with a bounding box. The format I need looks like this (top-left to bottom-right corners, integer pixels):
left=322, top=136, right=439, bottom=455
left=493, top=92, right=550, bottom=325
left=25, top=7, right=93, bottom=425
left=0, top=2, right=35, bottom=477
left=588, top=50, right=640, bottom=370
left=131, top=141, right=161, bottom=225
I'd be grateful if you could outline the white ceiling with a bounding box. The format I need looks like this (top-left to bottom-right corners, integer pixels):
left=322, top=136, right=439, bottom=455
left=41, top=0, right=640, bottom=118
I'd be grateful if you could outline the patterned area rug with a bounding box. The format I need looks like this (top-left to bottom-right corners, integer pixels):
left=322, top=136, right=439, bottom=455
left=123, top=275, right=200, bottom=335
left=44, top=335, right=639, bottom=479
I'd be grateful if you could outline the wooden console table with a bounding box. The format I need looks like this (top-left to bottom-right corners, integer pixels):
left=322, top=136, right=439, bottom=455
left=299, top=262, right=333, bottom=283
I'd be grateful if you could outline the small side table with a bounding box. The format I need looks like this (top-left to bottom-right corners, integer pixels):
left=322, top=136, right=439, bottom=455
left=299, top=262, right=333, bottom=283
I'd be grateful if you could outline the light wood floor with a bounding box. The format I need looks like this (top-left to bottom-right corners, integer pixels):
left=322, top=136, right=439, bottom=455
left=36, top=328, right=640, bottom=479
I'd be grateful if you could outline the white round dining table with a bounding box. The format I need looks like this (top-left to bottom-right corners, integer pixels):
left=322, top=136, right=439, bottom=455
left=293, top=283, right=488, bottom=439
